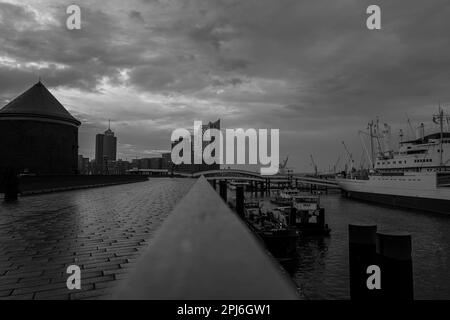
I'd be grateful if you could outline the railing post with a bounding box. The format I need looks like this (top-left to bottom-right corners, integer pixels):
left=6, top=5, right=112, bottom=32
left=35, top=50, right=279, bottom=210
left=236, top=185, right=244, bottom=218
left=376, top=232, right=414, bottom=300
left=289, top=207, right=297, bottom=227
left=348, top=224, right=378, bottom=300
left=219, top=180, right=227, bottom=201
left=318, top=208, right=325, bottom=229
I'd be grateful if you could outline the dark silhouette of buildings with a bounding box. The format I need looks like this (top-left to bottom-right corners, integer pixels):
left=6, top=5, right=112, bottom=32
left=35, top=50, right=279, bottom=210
left=131, top=153, right=172, bottom=171
left=172, top=119, right=221, bottom=173
left=78, top=155, right=90, bottom=174
left=0, top=81, right=81, bottom=175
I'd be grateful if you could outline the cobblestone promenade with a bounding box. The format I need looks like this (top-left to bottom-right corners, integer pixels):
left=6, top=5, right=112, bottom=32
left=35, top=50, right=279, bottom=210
left=0, top=178, right=194, bottom=300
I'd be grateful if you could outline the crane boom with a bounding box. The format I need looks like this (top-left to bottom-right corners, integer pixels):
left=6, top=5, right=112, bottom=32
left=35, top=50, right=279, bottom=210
left=333, top=154, right=341, bottom=173
left=310, top=154, right=318, bottom=176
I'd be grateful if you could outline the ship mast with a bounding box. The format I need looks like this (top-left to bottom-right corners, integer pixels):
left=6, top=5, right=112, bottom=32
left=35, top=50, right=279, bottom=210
left=368, top=121, right=375, bottom=168
left=374, top=118, right=384, bottom=158
left=433, top=107, right=449, bottom=169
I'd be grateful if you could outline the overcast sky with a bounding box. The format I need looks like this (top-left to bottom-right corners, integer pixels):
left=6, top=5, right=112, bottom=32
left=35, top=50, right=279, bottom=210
left=1, top=0, right=450, bottom=172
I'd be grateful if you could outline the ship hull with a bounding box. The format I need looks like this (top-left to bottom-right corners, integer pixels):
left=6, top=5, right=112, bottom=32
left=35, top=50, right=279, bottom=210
left=341, top=186, right=450, bottom=215
left=336, top=172, right=450, bottom=214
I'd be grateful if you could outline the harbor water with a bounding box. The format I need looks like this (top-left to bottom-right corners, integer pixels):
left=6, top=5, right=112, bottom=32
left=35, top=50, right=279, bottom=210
left=244, top=190, right=450, bottom=300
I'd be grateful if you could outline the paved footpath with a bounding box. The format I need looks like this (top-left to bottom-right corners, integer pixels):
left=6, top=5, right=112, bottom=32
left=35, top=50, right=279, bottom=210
left=0, top=178, right=194, bottom=300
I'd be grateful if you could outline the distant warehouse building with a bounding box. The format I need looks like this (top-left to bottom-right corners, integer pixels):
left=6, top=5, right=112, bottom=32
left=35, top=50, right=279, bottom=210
left=0, top=81, right=81, bottom=174
left=134, top=157, right=165, bottom=170
left=128, top=153, right=172, bottom=175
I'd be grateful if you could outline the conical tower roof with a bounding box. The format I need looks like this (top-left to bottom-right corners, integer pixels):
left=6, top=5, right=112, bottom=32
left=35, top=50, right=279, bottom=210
left=0, top=81, right=81, bottom=126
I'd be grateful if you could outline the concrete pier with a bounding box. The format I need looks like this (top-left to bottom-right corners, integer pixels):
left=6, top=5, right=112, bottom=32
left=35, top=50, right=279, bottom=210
left=0, top=178, right=194, bottom=300
left=115, top=177, right=299, bottom=299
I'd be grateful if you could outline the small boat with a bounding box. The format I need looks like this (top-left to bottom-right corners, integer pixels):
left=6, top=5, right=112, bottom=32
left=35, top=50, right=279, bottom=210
left=244, top=202, right=299, bottom=259
left=271, top=189, right=302, bottom=205
left=291, top=195, right=331, bottom=236
left=257, top=228, right=299, bottom=260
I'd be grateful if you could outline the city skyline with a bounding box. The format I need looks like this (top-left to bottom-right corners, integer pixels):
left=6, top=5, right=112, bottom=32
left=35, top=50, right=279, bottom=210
left=2, top=0, right=450, bottom=172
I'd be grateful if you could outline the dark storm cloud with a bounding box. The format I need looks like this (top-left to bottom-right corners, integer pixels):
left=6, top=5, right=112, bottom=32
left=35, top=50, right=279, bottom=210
left=1, top=0, right=450, bottom=170
left=0, top=2, right=128, bottom=93
left=129, top=10, right=145, bottom=23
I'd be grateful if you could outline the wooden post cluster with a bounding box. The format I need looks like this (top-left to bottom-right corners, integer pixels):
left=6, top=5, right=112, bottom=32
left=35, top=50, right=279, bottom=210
left=348, top=224, right=413, bottom=300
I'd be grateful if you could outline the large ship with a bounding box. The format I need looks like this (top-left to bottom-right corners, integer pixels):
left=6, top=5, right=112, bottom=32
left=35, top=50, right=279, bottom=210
left=336, top=109, right=450, bottom=214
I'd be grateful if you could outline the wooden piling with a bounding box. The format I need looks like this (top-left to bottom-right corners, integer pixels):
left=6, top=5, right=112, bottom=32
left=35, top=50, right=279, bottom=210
left=376, top=232, right=413, bottom=300
left=348, top=224, right=378, bottom=300
left=317, top=208, right=325, bottom=229
left=289, top=207, right=297, bottom=227
left=236, top=185, right=244, bottom=218
left=219, top=180, right=227, bottom=201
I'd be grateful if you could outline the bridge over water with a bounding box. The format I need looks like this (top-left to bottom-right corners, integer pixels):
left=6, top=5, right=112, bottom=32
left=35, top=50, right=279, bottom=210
left=129, top=168, right=340, bottom=190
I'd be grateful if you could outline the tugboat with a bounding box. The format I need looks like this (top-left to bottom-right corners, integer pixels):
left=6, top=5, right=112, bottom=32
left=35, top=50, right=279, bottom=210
left=244, top=201, right=299, bottom=259
left=291, top=195, right=331, bottom=236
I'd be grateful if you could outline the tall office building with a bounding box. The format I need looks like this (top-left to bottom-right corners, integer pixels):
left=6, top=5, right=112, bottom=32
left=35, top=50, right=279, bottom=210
left=95, top=122, right=117, bottom=174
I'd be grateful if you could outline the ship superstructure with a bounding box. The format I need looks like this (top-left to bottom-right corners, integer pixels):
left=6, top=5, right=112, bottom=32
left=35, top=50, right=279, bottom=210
left=336, top=109, right=450, bottom=214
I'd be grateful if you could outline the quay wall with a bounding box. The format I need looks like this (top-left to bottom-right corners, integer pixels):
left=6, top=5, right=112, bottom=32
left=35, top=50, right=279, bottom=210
left=0, top=175, right=149, bottom=196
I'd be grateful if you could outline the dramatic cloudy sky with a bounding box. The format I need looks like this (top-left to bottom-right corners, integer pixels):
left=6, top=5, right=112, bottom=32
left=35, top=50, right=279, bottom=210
left=1, top=0, right=450, bottom=172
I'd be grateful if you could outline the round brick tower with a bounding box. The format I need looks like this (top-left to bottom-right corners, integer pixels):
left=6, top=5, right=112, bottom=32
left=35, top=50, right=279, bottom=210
left=0, top=81, right=81, bottom=174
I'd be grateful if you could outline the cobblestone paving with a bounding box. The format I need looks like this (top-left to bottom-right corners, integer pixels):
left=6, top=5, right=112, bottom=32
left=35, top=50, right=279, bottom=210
left=0, top=178, right=195, bottom=300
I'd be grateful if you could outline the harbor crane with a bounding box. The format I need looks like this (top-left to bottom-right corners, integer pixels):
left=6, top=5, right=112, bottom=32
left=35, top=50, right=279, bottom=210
left=310, top=154, right=318, bottom=176
left=279, top=155, right=290, bottom=175
left=333, top=154, right=341, bottom=174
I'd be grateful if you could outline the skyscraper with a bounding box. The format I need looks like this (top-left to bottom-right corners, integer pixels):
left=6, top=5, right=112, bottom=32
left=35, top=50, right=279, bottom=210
left=95, top=122, right=117, bottom=174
